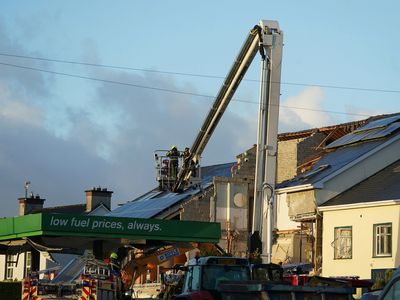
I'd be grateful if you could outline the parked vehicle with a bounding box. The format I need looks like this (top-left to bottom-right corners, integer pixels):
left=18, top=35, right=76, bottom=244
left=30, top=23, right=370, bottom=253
left=173, top=256, right=360, bottom=300
left=21, top=252, right=122, bottom=300
left=174, top=256, right=251, bottom=300
left=218, top=281, right=356, bottom=300
left=361, top=268, right=400, bottom=300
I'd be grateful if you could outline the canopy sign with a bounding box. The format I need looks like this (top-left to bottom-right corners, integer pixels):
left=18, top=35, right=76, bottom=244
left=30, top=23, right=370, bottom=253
left=0, top=213, right=221, bottom=243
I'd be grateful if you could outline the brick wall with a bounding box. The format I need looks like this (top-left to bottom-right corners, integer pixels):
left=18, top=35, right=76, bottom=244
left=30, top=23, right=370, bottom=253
left=277, top=132, right=326, bottom=183
left=277, top=139, right=300, bottom=183
left=234, top=146, right=256, bottom=180
left=297, top=132, right=326, bottom=168
left=180, top=188, right=213, bottom=222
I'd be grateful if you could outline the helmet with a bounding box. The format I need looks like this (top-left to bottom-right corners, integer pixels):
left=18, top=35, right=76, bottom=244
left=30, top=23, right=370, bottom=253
left=110, top=252, right=118, bottom=259
left=171, top=145, right=177, bottom=150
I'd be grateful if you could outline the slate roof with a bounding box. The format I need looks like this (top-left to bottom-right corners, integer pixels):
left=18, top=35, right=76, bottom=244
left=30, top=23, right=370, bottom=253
left=109, top=162, right=234, bottom=219
left=277, top=113, right=400, bottom=189
left=277, top=139, right=387, bottom=188
left=321, top=159, right=400, bottom=207
left=31, top=204, right=87, bottom=214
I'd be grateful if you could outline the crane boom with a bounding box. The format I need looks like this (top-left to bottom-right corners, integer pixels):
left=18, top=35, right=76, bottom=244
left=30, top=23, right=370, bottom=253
left=189, top=27, right=261, bottom=157
left=163, top=19, right=283, bottom=263
left=172, top=25, right=262, bottom=192
left=252, top=21, right=283, bottom=263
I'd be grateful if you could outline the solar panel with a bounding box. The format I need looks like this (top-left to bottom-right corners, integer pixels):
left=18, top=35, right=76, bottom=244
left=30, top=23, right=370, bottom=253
left=326, top=130, right=372, bottom=149
left=353, top=115, right=400, bottom=133
left=326, top=115, right=400, bottom=149
left=109, top=192, right=190, bottom=218
left=361, top=122, right=400, bottom=140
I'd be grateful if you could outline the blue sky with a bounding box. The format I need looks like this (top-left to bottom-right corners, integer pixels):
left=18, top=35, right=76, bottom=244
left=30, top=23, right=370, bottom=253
left=0, top=1, right=399, bottom=216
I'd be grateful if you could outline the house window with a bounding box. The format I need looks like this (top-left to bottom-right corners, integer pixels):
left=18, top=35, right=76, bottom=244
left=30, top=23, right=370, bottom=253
left=374, top=223, right=392, bottom=257
left=5, top=255, right=16, bottom=280
left=334, top=226, right=352, bottom=259
left=25, top=251, right=32, bottom=276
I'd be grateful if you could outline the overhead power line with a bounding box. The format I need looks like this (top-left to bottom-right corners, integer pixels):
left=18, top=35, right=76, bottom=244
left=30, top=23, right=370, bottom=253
left=1, top=52, right=400, bottom=94
left=0, top=52, right=222, bottom=78
left=0, top=61, right=214, bottom=97
left=0, top=60, right=370, bottom=118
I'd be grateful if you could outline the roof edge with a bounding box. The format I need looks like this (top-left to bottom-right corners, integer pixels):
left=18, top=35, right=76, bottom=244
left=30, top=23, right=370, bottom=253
left=319, top=199, right=400, bottom=211
left=276, top=183, right=314, bottom=194
left=311, top=133, right=400, bottom=187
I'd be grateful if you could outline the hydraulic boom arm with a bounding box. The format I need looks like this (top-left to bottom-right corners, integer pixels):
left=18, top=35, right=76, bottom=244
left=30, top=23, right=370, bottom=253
left=172, top=24, right=263, bottom=192
left=172, top=20, right=283, bottom=264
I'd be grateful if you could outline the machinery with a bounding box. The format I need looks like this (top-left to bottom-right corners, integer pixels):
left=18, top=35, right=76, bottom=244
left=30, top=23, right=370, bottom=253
left=24, top=19, right=283, bottom=299
left=156, top=20, right=283, bottom=262
left=21, top=20, right=369, bottom=300
left=21, top=251, right=122, bottom=300
left=154, top=149, right=202, bottom=191
left=175, top=256, right=251, bottom=300
left=121, top=244, right=192, bottom=299
left=174, top=256, right=357, bottom=300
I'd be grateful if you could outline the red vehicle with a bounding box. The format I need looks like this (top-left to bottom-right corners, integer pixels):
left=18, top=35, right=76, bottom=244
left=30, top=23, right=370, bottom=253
left=21, top=253, right=122, bottom=300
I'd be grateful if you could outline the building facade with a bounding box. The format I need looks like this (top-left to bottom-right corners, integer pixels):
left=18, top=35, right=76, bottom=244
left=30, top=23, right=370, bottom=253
left=276, top=114, right=400, bottom=275
left=320, top=159, right=400, bottom=279
left=0, top=187, right=112, bottom=281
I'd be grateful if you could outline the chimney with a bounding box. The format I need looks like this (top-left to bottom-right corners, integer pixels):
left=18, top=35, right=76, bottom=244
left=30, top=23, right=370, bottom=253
left=85, top=187, right=113, bottom=212
left=18, top=194, right=45, bottom=216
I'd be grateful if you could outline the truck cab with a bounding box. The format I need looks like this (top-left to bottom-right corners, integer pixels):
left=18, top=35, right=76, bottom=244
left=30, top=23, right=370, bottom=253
left=176, top=256, right=251, bottom=300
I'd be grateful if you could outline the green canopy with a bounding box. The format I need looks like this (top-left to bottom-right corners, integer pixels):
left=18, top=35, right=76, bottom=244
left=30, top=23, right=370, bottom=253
left=0, top=213, right=220, bottom=254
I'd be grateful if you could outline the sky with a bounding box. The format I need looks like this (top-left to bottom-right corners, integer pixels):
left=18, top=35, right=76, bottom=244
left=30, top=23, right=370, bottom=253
left=0, top=1, right=399, bottom=217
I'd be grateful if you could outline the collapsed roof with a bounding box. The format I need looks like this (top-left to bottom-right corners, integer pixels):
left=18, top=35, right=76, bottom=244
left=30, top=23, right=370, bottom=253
left=278, top=113, right=400, bottom=189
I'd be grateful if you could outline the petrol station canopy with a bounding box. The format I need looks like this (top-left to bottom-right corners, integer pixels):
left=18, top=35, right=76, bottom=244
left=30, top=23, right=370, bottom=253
left=0, top=213, right=220, bottom=254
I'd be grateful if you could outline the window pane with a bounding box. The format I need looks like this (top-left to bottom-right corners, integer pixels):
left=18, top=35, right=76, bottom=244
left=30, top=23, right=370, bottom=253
left=191, top=266, right=200, bottom=291
left=375, top=224, right=392, bottom=256
left=334, top=227, right=352, bottom=259
left=6, top=255, right=15, bottom=280
left=25, top=252, right=32, bottom=275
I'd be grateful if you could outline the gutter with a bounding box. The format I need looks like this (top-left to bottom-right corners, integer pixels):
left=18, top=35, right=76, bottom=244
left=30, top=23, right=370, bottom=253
left=319, top=199, right=400, bottom=212
left=275, top=183, right=314, bottom=194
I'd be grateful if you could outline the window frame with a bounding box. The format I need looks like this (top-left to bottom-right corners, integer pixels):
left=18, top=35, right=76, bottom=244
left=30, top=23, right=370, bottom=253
left=25, top=251, right=32, bottom=277
left=333, top=226, right=352, bottom=260
left=5, top=254, right=16, bottom=280
left=373, top=223, right=392, bottom=258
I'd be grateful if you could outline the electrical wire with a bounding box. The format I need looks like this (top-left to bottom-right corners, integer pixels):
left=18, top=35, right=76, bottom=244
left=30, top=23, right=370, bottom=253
left=0, top=61, right=220, bottom=98
left=1, top=52, right=399, bottom=94
left=0, top=53, right=223, bottom=79
left=0, top=60, right=371, bottom=118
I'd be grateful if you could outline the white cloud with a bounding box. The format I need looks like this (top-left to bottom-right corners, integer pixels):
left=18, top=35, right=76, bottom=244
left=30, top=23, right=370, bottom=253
left=279, top=86, right=333, bottom=132
left=0, top=101, right=43, bottom=127
left=0, top=84, right=43, bottom=127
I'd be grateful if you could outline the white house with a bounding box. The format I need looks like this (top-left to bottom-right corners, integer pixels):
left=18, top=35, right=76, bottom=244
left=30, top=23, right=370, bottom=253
left=0, top=187, right=112, bottom=281
left=320, top=159, right=400, bottom=280
left=275, top=113, right=400, bottom=274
